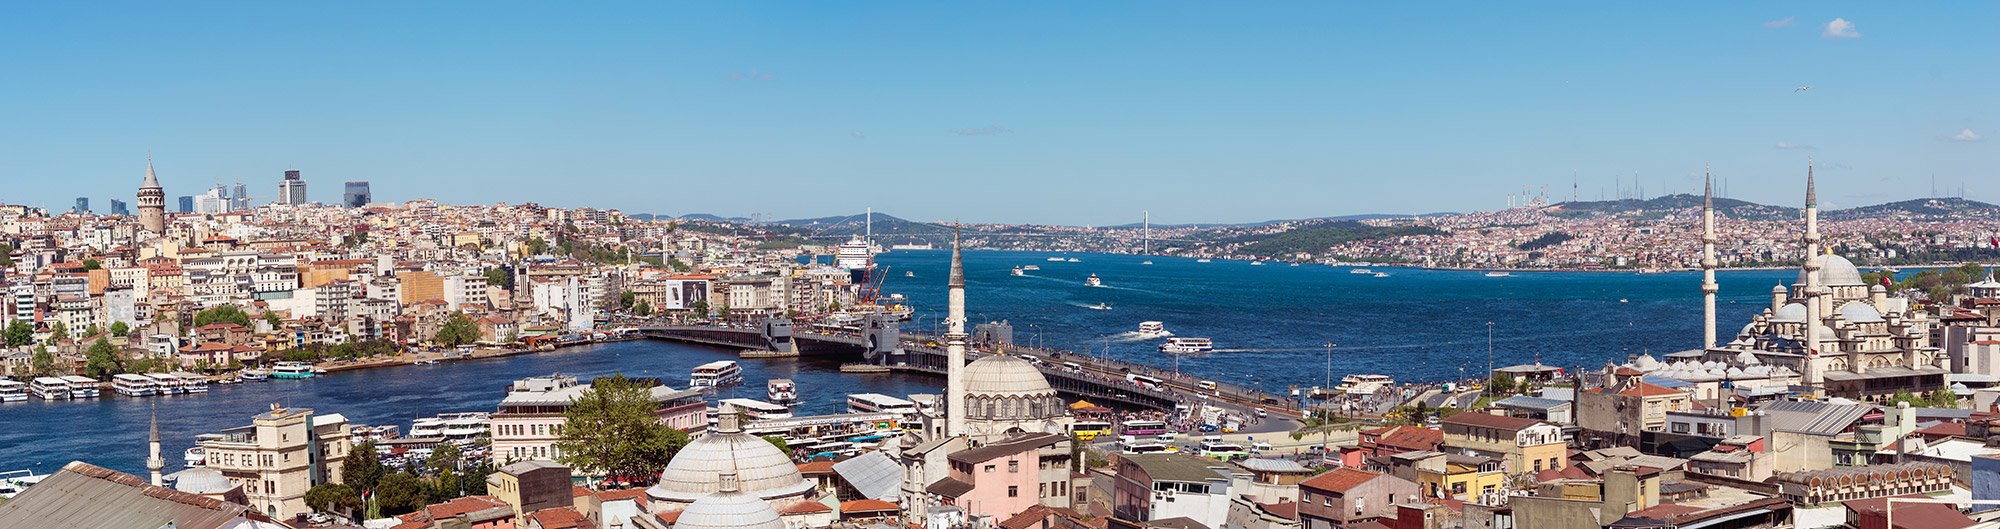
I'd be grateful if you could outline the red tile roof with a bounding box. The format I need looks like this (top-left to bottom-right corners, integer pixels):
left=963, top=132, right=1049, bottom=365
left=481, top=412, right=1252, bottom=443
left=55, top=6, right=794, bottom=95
left=1299, top=467, right=1383, bottom=494
left=596, top=488, right=649, bottom=502
left=1620, top=382, right=1685, bottom=397
left=527, top=507, right=589, bottom=529
left=781, top=502, right=833, bottom=514
left=841, top=499, right=900, bottom=513
left=1441, top=412, right=1540, bottom=431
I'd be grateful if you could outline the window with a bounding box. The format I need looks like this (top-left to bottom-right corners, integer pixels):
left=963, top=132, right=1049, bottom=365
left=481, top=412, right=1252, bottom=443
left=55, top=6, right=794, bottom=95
left=1533, top=460, right=1542, bottom=472
left=1355, top=497, right=1365, bottom=515
left=985, top=465, right=996, bottom=473
left=1009, top=486, right=1019, bottom=497
left=1009, top=461, right=1019, bottom=472
left=1041, top=483, right=1048, bottom=497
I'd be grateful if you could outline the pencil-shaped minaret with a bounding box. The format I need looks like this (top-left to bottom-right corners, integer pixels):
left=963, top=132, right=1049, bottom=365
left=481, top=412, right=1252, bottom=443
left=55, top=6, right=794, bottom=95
left=945, top=225, right=968, bottom=438
left=1701, top=168, right=1719, bottom=349
left=1803, top=159, right=1824, bottom=388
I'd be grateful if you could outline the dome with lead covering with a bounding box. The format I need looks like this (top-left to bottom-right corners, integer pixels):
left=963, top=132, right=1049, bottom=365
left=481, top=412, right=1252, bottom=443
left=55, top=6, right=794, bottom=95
left=1798, top=254, right=1866, bottom=286
left=963, top=354, right=1056, bottom=398
left=1773, top=303, right=1809, bottom=323
left=1839, top=302, right=1885, bottom=323
left=649, top=407, right=816, bottom=503
left=171, top=467, right=234, bottom=495
left=674, top=474, right=786, bottom=529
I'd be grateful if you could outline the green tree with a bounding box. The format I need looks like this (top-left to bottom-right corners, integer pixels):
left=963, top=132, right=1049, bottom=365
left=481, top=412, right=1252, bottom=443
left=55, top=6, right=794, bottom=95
left=1490, top=372, right=1517, bottom=395
left=461, top=461, right=494, bottom=496
left=84, top=324, right=102, bottom=339
left=4, top=320, right=32, bottom=347
left=1890, top=389, right=1922, bottom=408
left=304, top=483, right=362, bottom=514
left=632, top=300, right=652, bottom=317
left=194, top=305, right=254, bottom=329
left=374, top=472, right=425, bottom=516
left=619, top=291, right=636, bottom=309
left=1927, top=389, right=1961, bottom=408
left=522, top=237, right=549, bottom=256
left=48, top=321, right=68, bottom=342
left=265, top=312, right=283, bottom=328
left=343, top=441, right=386, bottom=493
left=691, top=300, right=710, bottom=317
left=556, top=374, right=691, bottom=481
left=84, top=336, right=123, bottom=379
left=427, top=444, right=463, bottom=476
left=762, top=435, right=789, bottom=453
left=109, top=321, right=130, bottom=337
left=484, top=268, right=513, bottom=289
left=30, top=345, right=55, bottom=376
left=82, top=259, right=102, bottom=271
left=0, top=244, right=12, bottom=266
left=434, top=312, right=481, bottom=346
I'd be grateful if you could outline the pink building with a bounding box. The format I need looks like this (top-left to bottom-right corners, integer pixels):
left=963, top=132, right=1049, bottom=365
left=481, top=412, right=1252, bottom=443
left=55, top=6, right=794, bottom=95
left=937, top=433, right=1067, bottom=521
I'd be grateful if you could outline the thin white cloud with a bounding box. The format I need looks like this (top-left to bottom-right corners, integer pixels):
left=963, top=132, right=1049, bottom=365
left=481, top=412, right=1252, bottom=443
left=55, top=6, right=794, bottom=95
left=1949, top=129, right=1983, bottom=142
left=1763, top=17, right=1795, bottom=28
left=850, top=131, right=866, bottom=139
left=956, top=126, right=1011, bottom=136
left=1822, top=18, right=1861, bottom=38
left=1775, top=141, right=1814, bottom=150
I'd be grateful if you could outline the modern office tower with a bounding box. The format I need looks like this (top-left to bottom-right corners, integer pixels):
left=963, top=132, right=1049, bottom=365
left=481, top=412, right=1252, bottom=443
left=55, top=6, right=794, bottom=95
left=343, top=181, right=371, bottom=208
left=109, top=199, right=129, bottom=216
left=177, top=196, right=194, bottom=213
left=73, top=197, right=89, bottom=214
left=278, top=170, right=307, bottom=205
left=230, top=183, right=248, bottom=211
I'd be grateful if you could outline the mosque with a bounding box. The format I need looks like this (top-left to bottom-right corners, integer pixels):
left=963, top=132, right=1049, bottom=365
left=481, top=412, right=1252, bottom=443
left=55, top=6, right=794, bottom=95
left=1611, top=163, right=1946, bottom=402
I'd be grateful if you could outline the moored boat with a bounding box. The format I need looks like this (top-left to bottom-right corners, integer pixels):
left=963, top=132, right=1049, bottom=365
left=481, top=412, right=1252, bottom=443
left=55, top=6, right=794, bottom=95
left=270, top=362, right=315, bottom=379
left=0, top=379, right=27, bottom=402
left=59, top=376, right=100, bottom=398
left=690, top=360, right=743, bottom=388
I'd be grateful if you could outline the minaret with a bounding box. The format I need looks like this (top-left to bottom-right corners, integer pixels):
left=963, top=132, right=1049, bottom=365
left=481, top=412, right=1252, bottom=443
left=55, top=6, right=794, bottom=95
left=945, top=225, right=968, bottom=438
left=147, top=403, right=165, bottom=486
left=1701, top=168, right=1719, bottom=350
left=1802, top=159, right=1825, bottom=389
left=137, top=156, right=167, bottom=234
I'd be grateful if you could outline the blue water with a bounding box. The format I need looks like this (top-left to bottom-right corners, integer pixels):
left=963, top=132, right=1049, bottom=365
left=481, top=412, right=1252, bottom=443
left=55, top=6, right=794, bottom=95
left=3, top=250, right=1790, bottom=477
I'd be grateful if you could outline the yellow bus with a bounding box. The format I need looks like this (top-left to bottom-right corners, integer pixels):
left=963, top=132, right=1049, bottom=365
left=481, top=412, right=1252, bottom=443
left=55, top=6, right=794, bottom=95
left=1071, top=421, right=1114, bottom=440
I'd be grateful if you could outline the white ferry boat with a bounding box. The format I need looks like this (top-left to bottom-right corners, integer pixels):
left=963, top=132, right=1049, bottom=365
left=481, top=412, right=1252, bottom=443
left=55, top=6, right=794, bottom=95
left=1, top=469, right=49, bottom=499
left=718, top=398, right=793, bottom=420
left=1483, top=271, right=1512, bottom=277
left=29, top=377, right=71, bottom=400
left=270, top=362, right=315, bottom=379
left=60, top=376, right=100, bottom=398
left=1136, top=321, right=1173, bottom=339
left=1142, top=261, right=1153, bottom=265
left=1373, top=272, right=1389, bottom=278
left=146, top=373, right=186, bottom=395
left=1085, top=273, right=1103, bottom=287
left=767, top=379, right=797, bottom=403
left=1066, top=258, right=1080, bottom=262
left=848, top=393, right=919, bottom=417
left=1022, top=265, right=1040, bottom=271
left=0, top=379, right=27, bottom=402
left=1046, top=257, right=1066, bottom=262
left=690, top=361, right=743, bottom=388
left=1335, top=374, right=1394, bottom=396
left=1159, top=337, right=1214, bottom=354
left=175, top=372, right=210, bottom=393
left=1250, top=261, right=1264, bottom=266
left=184, top=447, right=206, bottom=467
left=237, top=369, right=270, bottom=381
left=1196, top=259, right=1211, bottom=263
left=1011, top=266, right=1025, bottom=276
left=1350, top=268, right=1374, bottom=274
left=410, top=412, right=490, bottom=441
left=112, top=373, right=157, bottom=397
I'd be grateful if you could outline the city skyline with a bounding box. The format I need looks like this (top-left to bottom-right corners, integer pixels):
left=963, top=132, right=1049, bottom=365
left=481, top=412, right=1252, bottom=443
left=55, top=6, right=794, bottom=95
left=1, top=3, right=1993, bottom=224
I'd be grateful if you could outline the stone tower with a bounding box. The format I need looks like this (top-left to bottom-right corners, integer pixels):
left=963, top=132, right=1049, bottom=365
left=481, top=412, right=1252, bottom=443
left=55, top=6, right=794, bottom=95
left=137, top=156, right=166, bottom=234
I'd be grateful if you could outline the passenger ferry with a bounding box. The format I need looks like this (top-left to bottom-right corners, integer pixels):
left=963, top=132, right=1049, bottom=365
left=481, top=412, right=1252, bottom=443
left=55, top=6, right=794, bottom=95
left=112, top=373, right=157, bottom=397
left=1136, top=321, right=1172, bottom=339
left=1335, top=374, right=1395, bottom=396
left=1483, top=271, right=1512, bottom=277
left=1085, top=274, right=1103, bottom=287
left=767, top=379, right=797, bottom=403
left=175, top=372, right=210, bottom=393
left=237, top=369, right=270, bottom=382
left=1373, top=272, right=1389, bottom=278
left=1350, top=268, right=1374, bottom=274
left=847, top=393, right=918, bottom=417
left=1250, top=261, right=1264, bottom=266
left=1011, top=266, right=1025, bottom=276
left=717, top=398, right=794, bottom=421
left=1046, top=257, right=1066, bottom=262
left=146, top=373, right=186, bottom=395
left=410, top=412, right=490, bottom=441
left=1142, top=261, right=1153, bottom=265
left=1022, top=265, right=1039, bottom=271
left=60, top=376, right=100, bottom=398
left=0, top=379, right=27, bottom=402
left=1196, top=259, right=1211, bottom=263
left=29, top=377, right=71, bottom=400
left=1159, top=337, right=1214, bottom=354
left=270, top=362, right=315, bottom=379
left=1066, top=258, right=1080, bottom=262
left=690, top=361, right=743, bottom=388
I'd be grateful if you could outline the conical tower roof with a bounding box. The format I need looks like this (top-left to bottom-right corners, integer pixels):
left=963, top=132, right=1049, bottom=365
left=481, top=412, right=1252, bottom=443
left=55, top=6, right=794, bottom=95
left=143, top=156, right=161, bottom=189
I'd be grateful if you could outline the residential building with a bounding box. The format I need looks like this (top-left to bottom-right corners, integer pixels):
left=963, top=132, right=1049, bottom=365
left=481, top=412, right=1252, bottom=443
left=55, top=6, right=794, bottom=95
left=194, top=406, right=352, bottom=520
left=490, top=374, right=705, bottom=465
left=1113, top=453, right=1247, bottom=529
left=1438, top=412, right=1566, bottom=476
left=1295, top=468, right=1421, bottom=529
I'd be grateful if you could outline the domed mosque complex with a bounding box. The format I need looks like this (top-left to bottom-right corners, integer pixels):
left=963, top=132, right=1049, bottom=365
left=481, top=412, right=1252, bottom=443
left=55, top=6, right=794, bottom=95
left=1605, top=165, right=1945, bottom=403
left=633, top=230, right=1079, bottom=528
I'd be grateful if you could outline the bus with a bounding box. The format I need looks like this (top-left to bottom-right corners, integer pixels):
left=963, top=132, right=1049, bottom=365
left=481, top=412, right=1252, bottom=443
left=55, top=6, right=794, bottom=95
left=1120, top=420, right=1169, bottom=436
left=1126, top=374, right=1164, bottom=390
left=1070, top=421, right=1113, bottom=440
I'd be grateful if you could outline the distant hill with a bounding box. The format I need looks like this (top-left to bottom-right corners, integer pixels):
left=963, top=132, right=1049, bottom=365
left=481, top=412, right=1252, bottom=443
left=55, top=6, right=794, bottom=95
left=630, top=213, right=753, bottom=222
left=768, top=212, right=951, bottom=238
left=1106, top=212, right=1458, bottom=229
left=1822, top=197, right=2000, bottom=221
left=1223, top=220, right=1447, bottom=258
left=1549, top=194, right=1765, bottom=213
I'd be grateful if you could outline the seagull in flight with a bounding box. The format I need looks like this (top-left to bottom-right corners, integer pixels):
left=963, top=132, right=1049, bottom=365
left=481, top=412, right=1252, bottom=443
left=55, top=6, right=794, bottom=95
left=1794, top=86, right=1812, bottom=92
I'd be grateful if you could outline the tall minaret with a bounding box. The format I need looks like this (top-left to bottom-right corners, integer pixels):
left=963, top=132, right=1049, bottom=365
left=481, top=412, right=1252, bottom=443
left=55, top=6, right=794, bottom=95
left=1701, top=168, right=1719, bottom=350
left=147, top=403, right=165, bottom=486
left=1802, top=159, right=1825, bottom=389
left=945, top=225, right=968, bottom=438
left=137, top=156, right=166, bottom=234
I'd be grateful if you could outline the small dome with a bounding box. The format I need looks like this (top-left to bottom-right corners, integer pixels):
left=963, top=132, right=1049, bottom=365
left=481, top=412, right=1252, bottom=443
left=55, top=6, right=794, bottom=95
left=1772, top=303, right=1809, bottom=323
left=1950, top=383, right=1971, bottom=391
left=1870, top=284, right=1887, bottom=293
left=1798, top=254, right=1866, bottom=286
left=1704, top=361, right=1723, bottom=370
left=964, top=354, right=1057, bottom=398
left=1773, top=284, right=1789, bottom=293
left=1736, top=351, right=1762, bottom=365
left=1726, top=367, right=1744, bottom=376
left=1635, top=355, right=1660, bottom=370
left=673, top=475, right=785, bottom=529
left=1839, top=302, right=1885, bottom=323
left=172, top=467, right=233, bottom=495
left=650, top=408, right=816, bottom=503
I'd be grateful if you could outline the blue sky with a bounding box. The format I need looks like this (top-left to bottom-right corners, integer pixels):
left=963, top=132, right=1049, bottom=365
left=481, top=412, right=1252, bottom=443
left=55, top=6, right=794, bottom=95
left=1, top=3, right=1992, bottom=225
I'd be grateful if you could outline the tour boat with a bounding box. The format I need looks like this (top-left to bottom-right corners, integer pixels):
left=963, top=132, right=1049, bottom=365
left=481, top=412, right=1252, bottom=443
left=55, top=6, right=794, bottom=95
left=1011, top=266, right=1025, bottom=276
left=1250, top=261, right=1264, bottom=265
left=184, top=447, right=206, bottom=467
left=1483, top=271, right=1512, bottom=277
left=1136, top=321, right=1173, bottom=340
left=1085, top=273, right=1103, bottom=287
left=1196, top=259, right=1211, bottom=263
left=1373, top=272, right=1389, bottom=278
left=146, top=373, right=186, bottom=395
left=1067, top=258, right=1080, bottom=262
left=1047, top=257, right=1066, bottom=262
left=112, top=374, right=157, bottom=397
left=60, top=376, right=100, bottom=398
left=0, top=470, right=48, bottom=499
left=1290, top=263, right=1300, bottom=267
left=905, top=271, right=915, bottom=277
left=1142, top=261, right=1153, bottom=265
left=237, top=370, right=270, bottom=382
left=1159, top=337, right=1214, bottom=354
left=410, top=412, right=489, bottom=441
left=0, top=380, right=27, bottom=402
left=270, top=362, right=315, bottom=379
left=175, top=372, right=209, bottom=393
left=1335, top=374, right=1395, bottom=396
left=1351, top=268, right=1374, bottom=274
left=1022, top=265, right=1040, bottom=271
left=768, top=379, right=798, bottom=403
left=690, top=360, right=743, bottom=388
left=29, top=377, right=71, bottom=400
left=717, top=398, right=793, bottom=420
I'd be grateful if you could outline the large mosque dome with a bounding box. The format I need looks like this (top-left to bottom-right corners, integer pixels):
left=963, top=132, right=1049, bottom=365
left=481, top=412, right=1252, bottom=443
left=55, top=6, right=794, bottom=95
left=964, top=354, right=1057, bottom=397
left=648, top=408, right=816, bottom=503
left=1797, top=254, right=1866, bottom=286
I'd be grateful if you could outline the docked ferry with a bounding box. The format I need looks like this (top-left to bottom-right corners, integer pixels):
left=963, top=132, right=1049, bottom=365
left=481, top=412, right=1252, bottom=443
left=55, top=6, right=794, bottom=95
left=767, top=379, right=797, bottom=403
left=410, top=412, right=490, bottom=441
left=1335, top=374, right=1394, bottom=396
left=146, top=373, right=186, bottom=395
left=60, top=376, right=100, bottom=398
left=112, top=373, right=157, bottom=397
left=270, top=362, right=315, bottom=379
left=176, top=373, right=210, bottom=393
left=29, top=377, right=71, bottom=400
left=1159, top=337, right=1214, bottom=354
left=237, top=369, right=270, bottom=382
left=690, top=361, right=743, bottom=388
left=184, top=447, right=206, bottom=467
left=0, top=379, right=27, bottom=402
left=847, top=393, right=919, bottom=417
left=717, top=398, right=794, bottom=421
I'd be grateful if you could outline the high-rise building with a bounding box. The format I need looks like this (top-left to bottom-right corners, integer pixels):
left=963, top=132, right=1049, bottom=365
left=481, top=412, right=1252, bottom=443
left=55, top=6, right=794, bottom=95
left=343, top=181, right=371, bottom=208
left=177, top=196, right=194, bottom=213
left=230, top=183, right=248, bottom=211
left=195, top=184, right=230, bottom=214
left=72, top=197, right=89, bottom=214
left=138, top=157, right=167, bottom=233
left=109, top=199, right=129, bottom=217
left=278, top=170, right=307, bottom=205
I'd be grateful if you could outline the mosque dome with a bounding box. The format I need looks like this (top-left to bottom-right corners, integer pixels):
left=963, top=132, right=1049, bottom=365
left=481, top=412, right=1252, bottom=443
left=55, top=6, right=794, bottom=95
left=1798, top=254, right=1866, bottom=286
left=171, top=467, right=233, bottom=495
left=963, top=354, right=1057, bottom=398
left=1634, top=355, right=1660, bottom=371
left=672, top=474, right=786, bottom=529
left=1839, top=302, right=1885, bottom=323
left=649, top=408, right=816, bottom=503
left=1772, top=303, right=1809, bottom=323
left=1773, top=284, right=1789, bottom=293
left=1736, top=351, right=1762, bottom=365
left=1726, top=367, right=1745, bottom=376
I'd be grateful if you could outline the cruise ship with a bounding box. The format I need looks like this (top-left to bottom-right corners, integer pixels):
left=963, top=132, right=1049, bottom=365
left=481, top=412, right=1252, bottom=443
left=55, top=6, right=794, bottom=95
left=767, top=379, right=797, bottom=403
left=836, top=236, right=879, bottom=303
left=0, top=379, right=26, bottom=402
left=1159, top=337, right=1214, bottom=354
left=690, top=360, right=743, bottom=388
